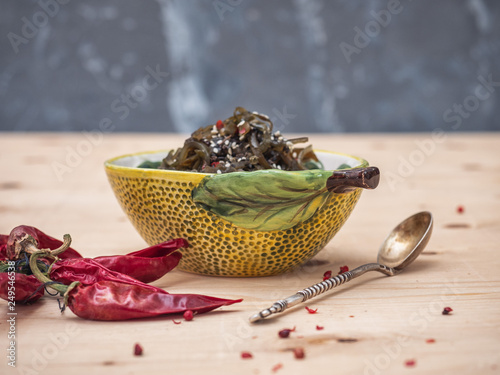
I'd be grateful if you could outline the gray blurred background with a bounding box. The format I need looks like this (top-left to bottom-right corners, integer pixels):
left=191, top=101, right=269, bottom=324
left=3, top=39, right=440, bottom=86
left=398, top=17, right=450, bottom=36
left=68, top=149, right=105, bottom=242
left=1, top=0, right=499, bottom=133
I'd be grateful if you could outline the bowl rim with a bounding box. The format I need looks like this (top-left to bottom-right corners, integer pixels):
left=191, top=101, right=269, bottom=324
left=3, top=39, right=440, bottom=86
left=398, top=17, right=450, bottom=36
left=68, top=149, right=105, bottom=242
left=104, top=148, right=369, bottom=176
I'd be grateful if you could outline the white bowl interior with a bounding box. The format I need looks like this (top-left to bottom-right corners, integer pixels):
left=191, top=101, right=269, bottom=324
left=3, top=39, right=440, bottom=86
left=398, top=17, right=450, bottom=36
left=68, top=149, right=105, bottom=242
left=110, top=150, right=363, bottom=170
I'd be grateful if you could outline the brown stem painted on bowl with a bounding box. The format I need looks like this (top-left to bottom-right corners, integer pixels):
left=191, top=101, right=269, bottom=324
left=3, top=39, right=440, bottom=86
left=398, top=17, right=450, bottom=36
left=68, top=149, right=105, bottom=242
left=326, top=167, right=380, bottom=194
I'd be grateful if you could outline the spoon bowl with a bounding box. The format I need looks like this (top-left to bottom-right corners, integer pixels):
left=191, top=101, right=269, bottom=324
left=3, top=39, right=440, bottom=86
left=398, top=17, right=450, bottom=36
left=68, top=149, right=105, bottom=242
left=377, top=211, right=433, bottom=270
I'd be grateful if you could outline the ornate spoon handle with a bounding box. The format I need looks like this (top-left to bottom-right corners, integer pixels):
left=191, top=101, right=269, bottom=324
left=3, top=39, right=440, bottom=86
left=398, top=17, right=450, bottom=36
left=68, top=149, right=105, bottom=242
left=249, top=263, right=396, bottom=323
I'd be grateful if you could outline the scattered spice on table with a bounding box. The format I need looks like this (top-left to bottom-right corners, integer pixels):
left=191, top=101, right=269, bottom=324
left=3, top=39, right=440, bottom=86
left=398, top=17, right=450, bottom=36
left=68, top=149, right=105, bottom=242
left=349, top=315, right=354, bottom=318
left=134, top=343, right=143, bottom=356
left=316, top=325, right=324, bottom=330
left=442, top=307, right=453, bottom=315
left=405, top=359, right=416, bottom=367
left=322, top=270, right=332, bottom=281
left=278, top=327, right=295, bottom=338
left=305, top=306, right=318, bottom=314
left=293, top=347, right=305, bottom=359
left=457, top=205, right=464, bottom=214
left=241, top=351, right=253, bottom=359
left=272, top=363, right=283, bottom=373
left=426, top=338, right=436, bottom=344
left=172, top=320, right=182, bottom=324
left=338, top=265, right=349, bottom=274
left=183, top=310, right=194, bottom=321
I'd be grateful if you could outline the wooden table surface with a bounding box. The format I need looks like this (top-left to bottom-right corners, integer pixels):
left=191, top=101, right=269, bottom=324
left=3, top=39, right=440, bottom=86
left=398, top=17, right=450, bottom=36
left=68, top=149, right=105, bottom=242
left=1, top=132, right=499, bottom=375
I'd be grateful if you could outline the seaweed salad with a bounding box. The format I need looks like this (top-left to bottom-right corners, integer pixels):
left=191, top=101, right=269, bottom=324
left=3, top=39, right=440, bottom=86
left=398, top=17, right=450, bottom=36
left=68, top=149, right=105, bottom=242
left=142, top=107, right=322, bottom=174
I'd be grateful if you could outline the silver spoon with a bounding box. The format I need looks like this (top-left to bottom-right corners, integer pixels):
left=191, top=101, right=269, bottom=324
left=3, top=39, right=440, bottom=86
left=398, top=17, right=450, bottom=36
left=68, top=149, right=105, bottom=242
left=249, top=211, right=433, bottom=323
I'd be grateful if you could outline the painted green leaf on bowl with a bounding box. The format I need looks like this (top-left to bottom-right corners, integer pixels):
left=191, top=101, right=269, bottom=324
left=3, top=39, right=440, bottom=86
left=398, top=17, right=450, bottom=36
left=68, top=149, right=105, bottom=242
left=192, top=170, right=331, bottom=231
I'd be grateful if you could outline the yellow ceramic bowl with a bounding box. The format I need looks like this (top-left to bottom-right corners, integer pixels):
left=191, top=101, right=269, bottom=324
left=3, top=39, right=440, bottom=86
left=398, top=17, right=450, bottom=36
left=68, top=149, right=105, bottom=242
left=104, top=150, right=378, bottom=277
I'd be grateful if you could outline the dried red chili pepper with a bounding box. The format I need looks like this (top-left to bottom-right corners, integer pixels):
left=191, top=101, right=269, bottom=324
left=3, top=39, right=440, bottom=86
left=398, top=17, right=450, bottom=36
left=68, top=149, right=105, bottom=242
left=56, top=279, right=242, bottom=321
left=81, top=238, right=187, bottom=283
left=134, top=343, right=143, bottom=356
left=4, top=226, right=187, bottom=283
left=0, top=272, right=43, bottom=303
left=305, top=306, right=318, bottom=314
left=2, top=248, right=177, bottom=305
left=316, top=325, right=324, bottom=330
left=0, top=234, right=8, bottom=259
left=29, top=245, right=242, bottom=321
left=4, top=225, right=188, bottom=283
left=6, top=225, right=82, bottom=260
left=2, top=234, right=179, bottom=303
left=216, top=120, right=224, bottom=130
left=241, top=351, right=253, bottom=359
left=172, top=320, right=182, bottom=324
left=49, top=258, right=169, bottom=293
left=322, top=270, right=332, bottom=281
left=293, top=347, right=305, bottom=359
left=1, top=242, right=51, bottom=304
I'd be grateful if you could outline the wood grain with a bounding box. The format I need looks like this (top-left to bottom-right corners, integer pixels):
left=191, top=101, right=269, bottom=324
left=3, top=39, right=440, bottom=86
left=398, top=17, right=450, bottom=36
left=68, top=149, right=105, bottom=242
left=1, top=133, right=499, bottom=375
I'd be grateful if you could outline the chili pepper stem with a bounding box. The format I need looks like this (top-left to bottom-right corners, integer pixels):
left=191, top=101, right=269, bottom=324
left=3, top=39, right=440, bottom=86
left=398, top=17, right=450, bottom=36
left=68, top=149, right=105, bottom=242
left=15, top=233, right=72, bottom=259
left=29, top=250, right=76, bottom=296
left=62, top=281, right=80, bottom=306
